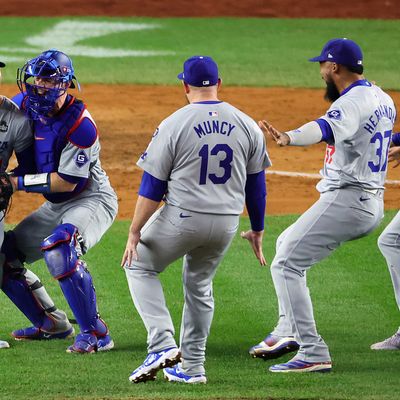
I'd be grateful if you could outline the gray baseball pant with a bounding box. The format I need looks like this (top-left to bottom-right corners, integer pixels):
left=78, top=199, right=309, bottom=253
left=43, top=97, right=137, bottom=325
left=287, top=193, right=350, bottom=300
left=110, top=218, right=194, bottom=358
left=377, top=210, right=400, bottom=326
left=270, top=187, right=383, bottom=362
left=8, top=193, right=117, bottom=332
left=125, top=204, right=239, bottom=376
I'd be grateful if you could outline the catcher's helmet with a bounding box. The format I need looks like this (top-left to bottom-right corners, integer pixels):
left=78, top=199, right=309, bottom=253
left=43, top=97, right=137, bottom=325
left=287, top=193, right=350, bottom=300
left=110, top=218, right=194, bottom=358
left=17, top=49, right=80, bottom=119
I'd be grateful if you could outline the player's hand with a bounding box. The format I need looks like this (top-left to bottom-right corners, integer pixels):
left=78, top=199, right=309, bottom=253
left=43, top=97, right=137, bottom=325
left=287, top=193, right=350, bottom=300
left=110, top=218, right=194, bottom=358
left=388, top=146, right=400, bottom=168
left=240, top=230, right=267, bottom=266
left=258, top=120, right=290, bottom=146
left=121, top=230, right=141, bottom=268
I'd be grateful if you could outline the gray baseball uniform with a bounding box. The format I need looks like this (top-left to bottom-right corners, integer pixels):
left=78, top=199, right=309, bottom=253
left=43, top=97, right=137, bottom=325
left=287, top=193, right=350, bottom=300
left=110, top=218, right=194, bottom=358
left=270, top=82, right=396, bottom=362
left=0, top=96, right=71, bottom=334
left=13, top=128, right=118, bottom=262
left=125, top=101, right=270, bottom=375
left=377, top=212, right=400, bottom=325
left=0, top=96, right=32, bottom=278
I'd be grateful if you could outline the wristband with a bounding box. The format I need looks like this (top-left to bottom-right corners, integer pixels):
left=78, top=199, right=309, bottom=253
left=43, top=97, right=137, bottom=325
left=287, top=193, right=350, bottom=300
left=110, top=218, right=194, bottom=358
left=17, top=173, right=51, bottom=193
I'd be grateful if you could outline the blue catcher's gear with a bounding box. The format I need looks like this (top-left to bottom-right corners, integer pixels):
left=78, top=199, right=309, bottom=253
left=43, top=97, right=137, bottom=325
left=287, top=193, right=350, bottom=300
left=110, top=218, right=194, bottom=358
left=1, top=265, right=73, bottom=336
left=41, top=223, right=112, bottom=349
left=17, top=49, right=80, bottom=119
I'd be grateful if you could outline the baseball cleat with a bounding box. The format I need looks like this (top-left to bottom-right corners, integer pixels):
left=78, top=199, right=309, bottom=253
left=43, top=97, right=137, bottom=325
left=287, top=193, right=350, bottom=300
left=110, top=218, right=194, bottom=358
left=269, top=358, right=332, bottom=373
left=249, top=334, right=299, bottom=360
left=163, top=364, right=207, bottom=384
left=0, top=340, right=10, bottom=349
left=66, top=332, right=115, bottom=354
left=129, top=347, right=181, bottom=383
left=97, top=334, right=115, bottom=352
left=371, top=332, right=400, bottom=350
left=66, top=333, right=98, bottom=354
left=12, top=326, right=75, bottom=341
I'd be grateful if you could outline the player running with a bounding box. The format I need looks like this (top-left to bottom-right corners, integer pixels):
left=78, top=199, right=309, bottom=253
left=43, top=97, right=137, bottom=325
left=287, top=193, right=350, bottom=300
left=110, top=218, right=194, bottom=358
left=122, top=55, right=270, bottom=383
left=250, top=38, right=396, bottom=372
left=4, top=49, right=118, bottom=353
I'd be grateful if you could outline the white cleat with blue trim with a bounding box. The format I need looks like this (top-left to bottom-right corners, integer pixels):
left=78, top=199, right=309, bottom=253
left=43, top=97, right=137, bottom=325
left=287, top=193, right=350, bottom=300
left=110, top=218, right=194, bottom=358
left=163, top=365, right=207, bottom=384
left=129, top=347, right=181, bottom=383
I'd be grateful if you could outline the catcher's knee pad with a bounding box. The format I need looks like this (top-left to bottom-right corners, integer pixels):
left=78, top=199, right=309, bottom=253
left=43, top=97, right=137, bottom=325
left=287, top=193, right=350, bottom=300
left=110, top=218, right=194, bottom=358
left=42, top=224, right=106, bottom=334
left=41, top=223, right=83, bottom=280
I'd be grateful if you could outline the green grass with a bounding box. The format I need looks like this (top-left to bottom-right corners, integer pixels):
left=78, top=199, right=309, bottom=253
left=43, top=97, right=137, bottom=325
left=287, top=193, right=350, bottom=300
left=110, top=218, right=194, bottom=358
left=0, top=17, right=399, bottom=88
left=1, top=212, right=399, bottom=400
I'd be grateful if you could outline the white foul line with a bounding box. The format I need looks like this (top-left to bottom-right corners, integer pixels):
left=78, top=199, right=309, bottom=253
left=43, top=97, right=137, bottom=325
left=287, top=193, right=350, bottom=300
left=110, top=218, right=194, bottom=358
left=266, top=170, right=400, bottom=185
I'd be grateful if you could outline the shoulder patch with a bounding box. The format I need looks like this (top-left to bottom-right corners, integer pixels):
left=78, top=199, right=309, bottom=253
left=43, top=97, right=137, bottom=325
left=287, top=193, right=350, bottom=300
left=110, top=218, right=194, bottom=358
left=75, top=150, right=89, bottom=168
left=327, top=110, right=342, bottom=121
left=67, top=110, right=98, bottom=148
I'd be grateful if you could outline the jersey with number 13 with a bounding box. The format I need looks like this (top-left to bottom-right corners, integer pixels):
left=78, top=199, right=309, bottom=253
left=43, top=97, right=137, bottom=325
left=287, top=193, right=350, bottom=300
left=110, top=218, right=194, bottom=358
left=137, top=101, right=271, bottom=214
left=317, top=80, right=396, bottom=193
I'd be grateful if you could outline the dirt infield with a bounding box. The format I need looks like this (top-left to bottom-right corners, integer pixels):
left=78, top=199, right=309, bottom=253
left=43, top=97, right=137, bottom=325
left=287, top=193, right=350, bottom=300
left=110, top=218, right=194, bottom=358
left=2, top=84, right=399, bottom=223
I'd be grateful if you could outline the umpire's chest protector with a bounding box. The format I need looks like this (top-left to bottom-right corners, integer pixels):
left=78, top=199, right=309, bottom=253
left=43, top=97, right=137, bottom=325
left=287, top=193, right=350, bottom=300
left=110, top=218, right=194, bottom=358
left=32, top=97, right=86, bottom=173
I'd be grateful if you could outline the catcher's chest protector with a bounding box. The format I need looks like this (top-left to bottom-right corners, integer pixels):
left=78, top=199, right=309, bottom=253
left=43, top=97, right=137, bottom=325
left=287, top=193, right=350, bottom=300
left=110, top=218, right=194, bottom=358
left=32, top=97, right=85, bottom=173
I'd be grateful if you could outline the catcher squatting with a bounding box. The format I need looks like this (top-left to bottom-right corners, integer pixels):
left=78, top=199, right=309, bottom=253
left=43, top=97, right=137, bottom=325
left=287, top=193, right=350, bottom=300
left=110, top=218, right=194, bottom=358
left=0, top=38, right=399, bottom=383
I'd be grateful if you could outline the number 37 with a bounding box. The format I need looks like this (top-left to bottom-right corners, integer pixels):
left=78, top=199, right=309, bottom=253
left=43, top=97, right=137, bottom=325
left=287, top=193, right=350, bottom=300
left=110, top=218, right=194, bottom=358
left=368, top=130, right=392, bottom=173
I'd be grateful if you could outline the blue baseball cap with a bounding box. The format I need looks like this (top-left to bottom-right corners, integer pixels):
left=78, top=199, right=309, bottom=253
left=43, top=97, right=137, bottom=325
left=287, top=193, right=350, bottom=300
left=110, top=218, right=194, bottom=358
left=177, top=56, right=219, bottom=87
left=309, top=38, right=363, bottom=68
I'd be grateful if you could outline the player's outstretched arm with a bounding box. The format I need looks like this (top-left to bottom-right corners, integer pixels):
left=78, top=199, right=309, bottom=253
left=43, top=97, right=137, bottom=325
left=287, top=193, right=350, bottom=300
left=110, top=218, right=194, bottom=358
left=258, top=120, right=290, bottom=146
left=121, top=195, right=160, bottom=268
left=241, top=230, right=266, bottom=266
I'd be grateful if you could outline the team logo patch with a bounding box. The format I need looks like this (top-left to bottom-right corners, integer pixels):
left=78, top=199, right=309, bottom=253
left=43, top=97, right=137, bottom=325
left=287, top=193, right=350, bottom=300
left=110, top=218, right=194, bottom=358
left=327, top=110, right=342, bottom=120
left=0, top=121, right=8, bottom=133
left=75, top=151, right=89, bottom=168
left=209, top=111, right=218, bottom=117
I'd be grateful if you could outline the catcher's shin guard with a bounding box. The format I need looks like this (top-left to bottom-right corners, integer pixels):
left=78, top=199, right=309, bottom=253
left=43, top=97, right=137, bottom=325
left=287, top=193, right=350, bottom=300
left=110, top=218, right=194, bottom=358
left=42, top=224, right=107, bottom=335
left=1, top=266, right=71, bottom=332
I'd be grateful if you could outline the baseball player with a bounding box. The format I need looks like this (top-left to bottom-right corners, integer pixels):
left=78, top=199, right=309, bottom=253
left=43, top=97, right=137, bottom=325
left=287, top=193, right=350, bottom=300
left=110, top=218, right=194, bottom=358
left=3, top=49, right=118, bottom=353
left=0, top=60, right=74, bottom=349
left=123, top=55, right=270, bottom=384
left=250, top=38, right=396, bottom=372
left=371, top=133, right=400, bottom=351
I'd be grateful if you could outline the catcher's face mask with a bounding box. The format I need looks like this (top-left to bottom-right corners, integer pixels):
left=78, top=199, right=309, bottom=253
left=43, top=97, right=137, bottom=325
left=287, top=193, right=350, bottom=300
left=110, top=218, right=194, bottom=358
left=17, top=49, right=80, bottom=119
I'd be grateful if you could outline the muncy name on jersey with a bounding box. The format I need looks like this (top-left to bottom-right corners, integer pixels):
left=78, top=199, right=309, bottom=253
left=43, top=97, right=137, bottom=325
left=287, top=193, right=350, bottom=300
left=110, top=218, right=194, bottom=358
left=194, top=120, right=236, bottom=139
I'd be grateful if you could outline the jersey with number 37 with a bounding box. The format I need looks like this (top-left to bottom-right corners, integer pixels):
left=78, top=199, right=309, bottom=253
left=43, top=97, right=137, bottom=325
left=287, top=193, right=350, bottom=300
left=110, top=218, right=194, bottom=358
left=137, top=101, right=271, bottom=214
left=317, top=81, right=396, bottom=193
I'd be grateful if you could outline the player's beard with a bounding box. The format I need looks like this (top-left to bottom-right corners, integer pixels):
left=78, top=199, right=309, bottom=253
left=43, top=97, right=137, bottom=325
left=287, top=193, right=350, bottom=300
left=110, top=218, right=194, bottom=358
left=324, top=79, right=341, bottom=103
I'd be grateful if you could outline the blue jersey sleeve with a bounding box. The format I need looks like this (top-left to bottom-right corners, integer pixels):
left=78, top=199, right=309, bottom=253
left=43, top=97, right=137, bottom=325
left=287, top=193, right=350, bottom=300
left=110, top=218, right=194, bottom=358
left=315, top=118, right=334, bottom=144
left=138, top=171, right=168, bottom=202
left=245, top=171, right=266, bottom=232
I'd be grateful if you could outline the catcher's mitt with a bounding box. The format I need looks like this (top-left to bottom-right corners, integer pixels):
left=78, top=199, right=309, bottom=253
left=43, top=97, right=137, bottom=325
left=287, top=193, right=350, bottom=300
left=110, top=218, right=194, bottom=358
left=0, top=172, right=14, bottom=217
